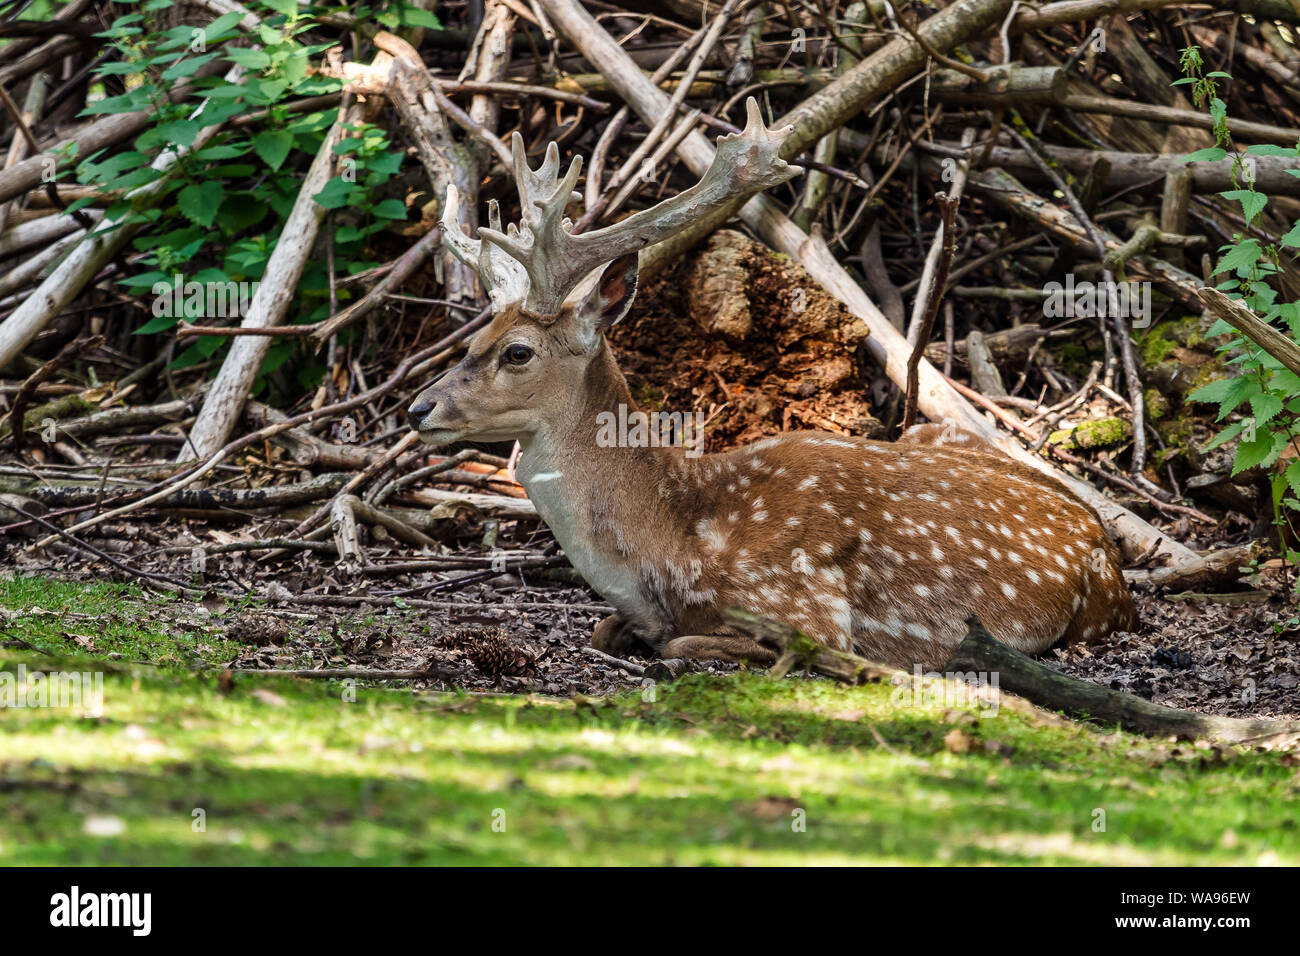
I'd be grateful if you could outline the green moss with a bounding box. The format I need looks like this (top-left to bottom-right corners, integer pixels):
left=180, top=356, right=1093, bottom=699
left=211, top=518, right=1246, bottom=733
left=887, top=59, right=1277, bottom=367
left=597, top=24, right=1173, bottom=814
left=1138, top=314, right=1211, bottom=368
left=1047, top=416, right=1133, bottom=451
left=1, top=577, right=1297, bottom=865
left=1144, top=388, right=1169, bottom=422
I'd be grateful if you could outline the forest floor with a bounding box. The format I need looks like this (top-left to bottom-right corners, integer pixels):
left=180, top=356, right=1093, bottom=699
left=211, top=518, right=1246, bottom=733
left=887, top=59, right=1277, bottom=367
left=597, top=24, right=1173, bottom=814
left=2, top=577, right=1298, bottom=865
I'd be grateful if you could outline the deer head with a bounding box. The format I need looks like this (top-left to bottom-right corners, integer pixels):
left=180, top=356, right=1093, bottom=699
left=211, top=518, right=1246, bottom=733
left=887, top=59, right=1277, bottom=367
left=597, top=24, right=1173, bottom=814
left=407, top=99, right=798, bottom=445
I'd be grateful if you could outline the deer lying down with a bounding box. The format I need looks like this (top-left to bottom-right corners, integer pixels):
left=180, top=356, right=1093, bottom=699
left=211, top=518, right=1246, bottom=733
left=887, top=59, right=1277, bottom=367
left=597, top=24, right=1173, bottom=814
left=407, top=100, right=1136, bottom=669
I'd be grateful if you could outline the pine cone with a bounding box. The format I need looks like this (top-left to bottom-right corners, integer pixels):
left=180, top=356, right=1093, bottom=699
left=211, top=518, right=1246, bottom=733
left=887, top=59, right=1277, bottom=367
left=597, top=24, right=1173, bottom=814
left=466, top=630, right=533, bottom=679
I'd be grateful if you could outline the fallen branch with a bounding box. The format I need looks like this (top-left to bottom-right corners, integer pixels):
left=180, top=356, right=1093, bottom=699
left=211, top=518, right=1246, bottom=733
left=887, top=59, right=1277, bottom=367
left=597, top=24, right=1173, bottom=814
left=1198, top=287, right=1300, bottom=379
left=944, top=617, right=1300, bottom=745
left=724, top=607, right=899, bottom=683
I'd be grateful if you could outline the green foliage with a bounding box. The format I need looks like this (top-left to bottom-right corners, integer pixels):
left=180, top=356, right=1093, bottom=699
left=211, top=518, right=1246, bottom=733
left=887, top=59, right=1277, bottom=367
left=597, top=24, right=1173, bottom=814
left=71, top=0, right=421, bottom=394
left=1180, top=49, right=1300, bottom=576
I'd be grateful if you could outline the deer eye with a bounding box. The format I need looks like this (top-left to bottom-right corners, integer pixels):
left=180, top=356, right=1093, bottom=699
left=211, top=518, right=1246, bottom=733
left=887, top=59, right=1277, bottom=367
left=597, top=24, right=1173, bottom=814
left=502, top=343, right=535, bottom=366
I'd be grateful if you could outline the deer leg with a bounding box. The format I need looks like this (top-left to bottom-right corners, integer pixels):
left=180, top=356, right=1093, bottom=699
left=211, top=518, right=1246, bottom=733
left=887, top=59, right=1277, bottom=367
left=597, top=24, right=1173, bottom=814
left=661, top=635, right=777, bottom=665
left=591, top=614, right=655, bottom=658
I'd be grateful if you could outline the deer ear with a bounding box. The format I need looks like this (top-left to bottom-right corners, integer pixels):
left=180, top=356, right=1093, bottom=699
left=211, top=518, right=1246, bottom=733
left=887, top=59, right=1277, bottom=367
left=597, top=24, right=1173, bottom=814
left=575, top=253, right=638, bottom=348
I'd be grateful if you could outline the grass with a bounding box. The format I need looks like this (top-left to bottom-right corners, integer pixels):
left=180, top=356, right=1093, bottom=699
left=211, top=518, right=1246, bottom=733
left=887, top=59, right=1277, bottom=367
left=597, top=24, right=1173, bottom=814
left=1, top=576, right=1298, bottom=865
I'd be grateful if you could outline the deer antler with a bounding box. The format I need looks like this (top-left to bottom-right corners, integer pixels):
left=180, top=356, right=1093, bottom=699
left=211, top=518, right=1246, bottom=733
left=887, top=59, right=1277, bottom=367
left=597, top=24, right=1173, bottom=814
left=440, top=187, right=531, bottom=311
left=443, top=98, right=800, bottom=315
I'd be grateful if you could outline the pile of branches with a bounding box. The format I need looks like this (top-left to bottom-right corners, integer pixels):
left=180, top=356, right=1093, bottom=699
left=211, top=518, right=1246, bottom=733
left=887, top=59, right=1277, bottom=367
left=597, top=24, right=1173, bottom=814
left=0, top=0, right=1295, bottom=599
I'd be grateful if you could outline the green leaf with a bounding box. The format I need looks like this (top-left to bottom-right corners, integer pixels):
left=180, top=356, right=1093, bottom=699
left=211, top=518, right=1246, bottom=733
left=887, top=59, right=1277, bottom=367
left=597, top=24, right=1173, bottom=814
left=262, top=0, right=299, bottom=14
left=96, top=62, right=147, bottom=76
left=397, top=6, right=441, bottom=28
left=1203, top=420, right=1246, bottom=452
left=1233, top=430, right=1286, bottom=476
left=1189, top=373, right=1259, bottom=419
left=177, top=181, right=225, bottom=227
left=134, top=311, right=182, bottom=335
left=215, top=194, right=269, bottom=232
left=1245, top=144, right=1299, bottom=157
left=244, top=77, right=288, bottom=105
left=140, top=119, right=204, bottom=150
left=1220, top=188, right=1267, bottom=224
left=366, top=150, right=403, bottom=178
left=81, top=89, right=153, bottom=116
left=1274, top=369, right=1300, bottom=395
left=1250, top=392, right=1284, bottom=428
left=79, top=150, right=148, bottom=181
left=1214, top=237, right=1262, bottom=275
left=251, top=130, right=293, bottom=170
left=313, top=177, right=357, bottom=210
left=1285, top=460, right=1300, bottom=500
left=118, top=270, right=171, bottom=290
left=193, top=143, right=251, bottom=161
left=203, top=11, right=247, bottom=41
left=202, top=84, right=253, bottom=99
left=226, top=47, right=271, bottom=70
left=162, top=52, right=221, bottom=81
left=1180, top=147, right=1227, bottom=163
left=371, top=198, right=407, bottom=220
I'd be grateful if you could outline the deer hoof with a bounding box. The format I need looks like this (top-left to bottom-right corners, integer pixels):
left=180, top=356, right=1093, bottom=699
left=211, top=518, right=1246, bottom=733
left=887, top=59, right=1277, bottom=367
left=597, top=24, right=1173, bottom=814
left=591, top=614, right=652, bottom=658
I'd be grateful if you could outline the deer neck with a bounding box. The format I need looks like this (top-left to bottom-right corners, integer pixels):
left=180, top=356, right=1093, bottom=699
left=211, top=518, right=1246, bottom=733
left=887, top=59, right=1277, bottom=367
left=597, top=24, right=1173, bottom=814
left=514, top=342, right=695, bottom=607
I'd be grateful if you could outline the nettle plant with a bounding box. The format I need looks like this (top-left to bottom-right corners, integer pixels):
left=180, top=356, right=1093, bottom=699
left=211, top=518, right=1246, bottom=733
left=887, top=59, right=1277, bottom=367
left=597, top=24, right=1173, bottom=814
left=70, top=0, right=435, bottom=394
left=1178, top=47, right=1300, bottom=566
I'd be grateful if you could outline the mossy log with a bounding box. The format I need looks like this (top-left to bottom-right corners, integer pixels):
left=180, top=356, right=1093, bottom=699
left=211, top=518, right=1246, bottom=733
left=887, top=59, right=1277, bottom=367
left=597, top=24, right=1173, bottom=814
left=944, top=617, right=1300, bottom=745
left=724, top=608, right=900, bottom=684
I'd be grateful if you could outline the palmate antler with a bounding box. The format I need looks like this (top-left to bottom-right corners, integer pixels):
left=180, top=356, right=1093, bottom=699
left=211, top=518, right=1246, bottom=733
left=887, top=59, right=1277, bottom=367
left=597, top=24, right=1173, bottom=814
left=441, top=98, right=800, bottom=315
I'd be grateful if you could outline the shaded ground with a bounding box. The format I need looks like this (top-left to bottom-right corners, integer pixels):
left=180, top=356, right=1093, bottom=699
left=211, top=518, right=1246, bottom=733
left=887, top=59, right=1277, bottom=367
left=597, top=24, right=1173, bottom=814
left=1053, top=588, right=1300, bottom=720
left=2, top=578, right=1298, bottom=865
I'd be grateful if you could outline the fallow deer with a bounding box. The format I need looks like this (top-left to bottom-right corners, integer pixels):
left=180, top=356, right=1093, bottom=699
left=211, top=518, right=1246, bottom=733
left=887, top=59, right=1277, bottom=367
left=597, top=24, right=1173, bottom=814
left=407, top=100, right=1136, bottom=669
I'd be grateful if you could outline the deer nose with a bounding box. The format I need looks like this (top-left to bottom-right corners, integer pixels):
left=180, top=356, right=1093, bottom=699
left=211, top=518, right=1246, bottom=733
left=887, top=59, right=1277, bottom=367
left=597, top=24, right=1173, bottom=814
left=407, top=396, right=435, bottom=429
